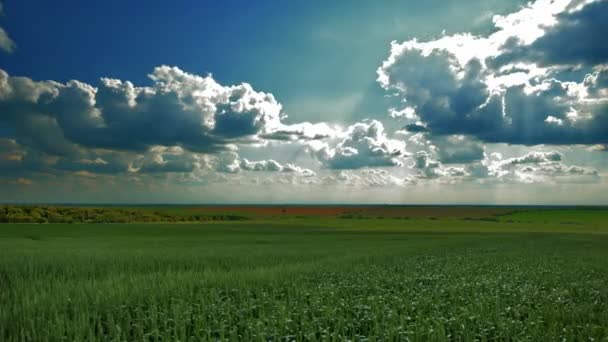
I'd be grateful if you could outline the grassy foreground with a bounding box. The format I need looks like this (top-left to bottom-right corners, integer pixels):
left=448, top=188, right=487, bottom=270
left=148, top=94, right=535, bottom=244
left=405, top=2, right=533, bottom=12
left=1, top=208, right=607, bottom=341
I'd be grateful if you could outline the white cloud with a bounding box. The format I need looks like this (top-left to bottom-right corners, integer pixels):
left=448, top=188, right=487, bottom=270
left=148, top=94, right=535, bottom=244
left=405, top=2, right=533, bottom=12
left=216, top=151, right=316, bottom=177
left=377, top=0, right=608, bottom=146
left=405, top=148, right=598, bottom=184
left=309, top=120, right=406, bottom=169
left=321, top=168, right=409, bottom=187
left=488, top=150, right=599, bottom=183
left=496, top=150, right=563, bottom=167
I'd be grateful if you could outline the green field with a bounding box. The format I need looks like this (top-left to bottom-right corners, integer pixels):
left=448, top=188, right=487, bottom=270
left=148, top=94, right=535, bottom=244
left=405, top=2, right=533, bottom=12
left=1, top=207, right=608, bottom=341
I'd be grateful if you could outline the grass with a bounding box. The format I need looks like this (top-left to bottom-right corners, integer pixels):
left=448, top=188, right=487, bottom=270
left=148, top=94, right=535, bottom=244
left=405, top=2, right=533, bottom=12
left=1, top=208, right=607, bottom=341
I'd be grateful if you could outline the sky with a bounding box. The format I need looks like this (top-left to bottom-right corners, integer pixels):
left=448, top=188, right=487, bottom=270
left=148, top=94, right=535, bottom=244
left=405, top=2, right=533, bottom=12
left=0, top=0, right=607, bottom=204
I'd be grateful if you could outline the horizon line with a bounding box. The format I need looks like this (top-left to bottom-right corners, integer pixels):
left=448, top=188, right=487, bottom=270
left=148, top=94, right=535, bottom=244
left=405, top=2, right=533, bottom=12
left=1, top=202, right=607, bottom=208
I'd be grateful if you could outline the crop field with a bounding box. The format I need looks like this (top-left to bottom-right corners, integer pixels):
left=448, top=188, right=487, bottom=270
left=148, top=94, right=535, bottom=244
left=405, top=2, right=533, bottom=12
left=1, top=207, right=608, bottom=341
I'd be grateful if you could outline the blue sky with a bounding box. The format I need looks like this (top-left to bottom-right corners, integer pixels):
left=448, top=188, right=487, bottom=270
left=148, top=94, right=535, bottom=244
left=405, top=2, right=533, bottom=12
left=0, top=0, right=527, bottom=122
left=0, top=0, right=607, bottom=203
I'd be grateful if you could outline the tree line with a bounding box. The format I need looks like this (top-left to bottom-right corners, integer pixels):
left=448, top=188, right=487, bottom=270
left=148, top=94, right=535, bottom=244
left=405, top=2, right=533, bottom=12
left=0, top=206, right=247, bottom=223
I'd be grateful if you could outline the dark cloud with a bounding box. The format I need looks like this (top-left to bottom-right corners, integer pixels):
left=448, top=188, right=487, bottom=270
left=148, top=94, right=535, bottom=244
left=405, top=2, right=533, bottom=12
left=493, top=0, right=608, bottom=67
left=260, top=122, right=338, bottom=141
left=403, top=124, right=429, bottom=133
left=0, top=138, right=25, bottom=169
left=55, top=156, right=130, bottom=175
left=0, top=66, right=288, bottom=156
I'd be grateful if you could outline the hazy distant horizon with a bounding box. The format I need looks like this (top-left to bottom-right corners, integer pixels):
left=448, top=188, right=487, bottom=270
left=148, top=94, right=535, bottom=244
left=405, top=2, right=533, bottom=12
left=3, top=202, right=608, bottom=208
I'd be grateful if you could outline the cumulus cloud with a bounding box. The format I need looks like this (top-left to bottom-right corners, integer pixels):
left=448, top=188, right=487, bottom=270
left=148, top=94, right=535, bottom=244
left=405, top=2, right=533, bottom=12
left=282, top=163, right=317, bottom=177
left=0, top=66, right=294, bottom=156
left=407, top=148, right=598, bottom=184
left=495, top=150, right=562, bottom=167
left=491, top=0, right=608, bottom=67
left=309, top=120, right=406, bottom=169
left=216, top=151, right=315, bottom=177
left=0, top=65, right=347, bottom=182
left=412, top=151, right=443, bottom=179
left=133, top=146, right=204, bottom=174
left=482, top=150, right=598, bottom=183
left=216, top=152, right=242, bottom=174
left=241, top=158, right=283, bottom=172
left=322, top=168, right=410, bottom=187
left=411, top=151, right=468, bottom=180
left=378, top=0, right=608, bottom=146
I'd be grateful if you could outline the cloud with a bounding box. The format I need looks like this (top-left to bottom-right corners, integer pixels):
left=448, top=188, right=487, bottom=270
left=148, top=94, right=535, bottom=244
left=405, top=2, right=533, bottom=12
left=410, top=150, right=469, bottom=180
left=492, top=0, right=608, bottom=67
left=309, top=120, right=406, bottom=169
left=496, top=150, right=562, bottom=167
left=0, top=138, right=59, bottom=176
left=216, top=151, right=315, bottom=177
left=282, top=163, right=317, bottom=177
left=0, top=27, right=14, bottom=53
left=378, top=0, right=608, bottom=146
left=0, top=136, right=206, bottom=178
left=1, top=0, right=605, bottom=197
left=407, top=148, right=598, bottom=184
left=402, top=124, right=429, bottom=133
left=0, top=66, right=293, bottom=156
left=11, top=177, right=33, bottom=185
left=321, top=168, right=409, bottom=187
left=55, top=154, right=131, bottom=175
left=0, top=138, right=25, bottom=167
left=240, top=158, right=283, bottom=172
left=0, top=2, right=15, bottom=53
left=487, top=150, right=599, bottom=183
left=432, top=135, right=485, bottom=164
left=412, top=151, right=443, bottom=179
left=261, top=121, right=340, bottom=141
left=216, top=152, right=241, bottom=174
left=133, top=146, right=204, bottom=174
left=589, top=144, right=608, bottom=152
left=584, top=66, right=608, bottom=96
